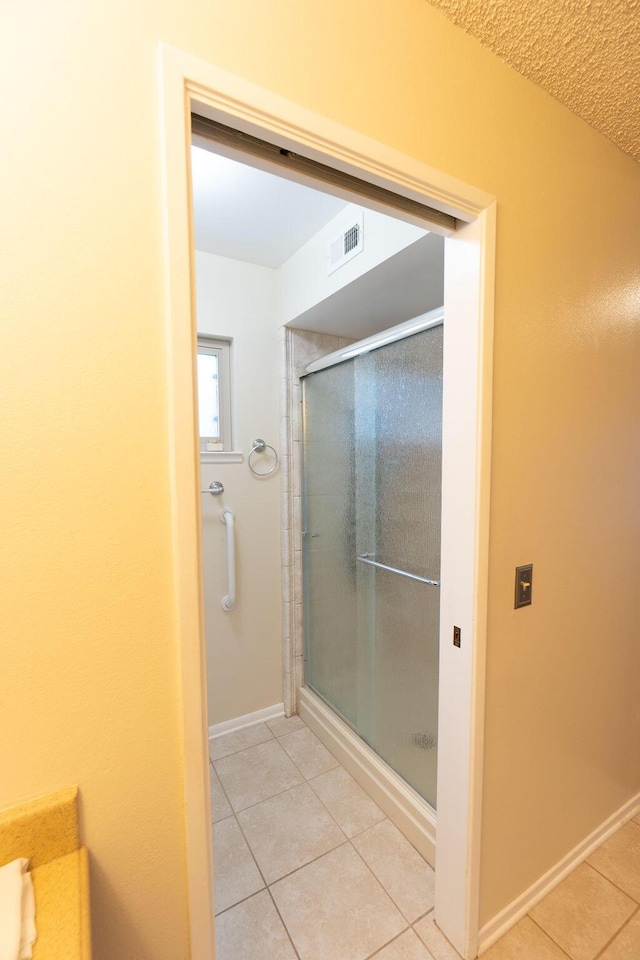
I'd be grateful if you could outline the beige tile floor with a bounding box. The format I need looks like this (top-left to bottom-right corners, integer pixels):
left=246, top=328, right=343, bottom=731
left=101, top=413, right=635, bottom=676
left=210, top=716, right=640, bottom=960
left=210, top=715, right=437, bottom=960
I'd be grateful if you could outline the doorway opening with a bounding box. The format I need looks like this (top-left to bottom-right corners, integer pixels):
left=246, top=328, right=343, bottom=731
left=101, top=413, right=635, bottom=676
left=159, top=45, right=494, bottom=960
left=192, top=125, right=447, bottom=955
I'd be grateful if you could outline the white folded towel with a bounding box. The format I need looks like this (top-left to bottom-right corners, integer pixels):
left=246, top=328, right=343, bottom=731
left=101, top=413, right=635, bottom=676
left=0, top=858, right=37, bottom=960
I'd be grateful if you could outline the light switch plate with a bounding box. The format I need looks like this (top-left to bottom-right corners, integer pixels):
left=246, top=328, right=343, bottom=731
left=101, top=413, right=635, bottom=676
left=515, top=564, right=533, bottom=608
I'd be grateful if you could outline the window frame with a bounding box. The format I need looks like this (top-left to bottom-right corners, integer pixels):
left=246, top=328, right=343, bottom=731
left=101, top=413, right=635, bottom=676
left=196, top=335, right=235, bottom=459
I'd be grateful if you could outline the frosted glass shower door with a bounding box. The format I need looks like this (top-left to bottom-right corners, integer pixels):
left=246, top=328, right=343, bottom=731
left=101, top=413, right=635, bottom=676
left=355, top=328, right=442, bottom=807
left=302, top=361, right=358, bottom=726
left=302, top=324, right=442, bottom=808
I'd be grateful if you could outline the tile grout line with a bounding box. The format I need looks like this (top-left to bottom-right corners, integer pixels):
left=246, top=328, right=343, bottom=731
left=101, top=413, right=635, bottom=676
left=272, top=727, right=428, bottom=922
left=212, top=768, right=269, bottom=922
left=412, top=906, right=436, bottom=925
left=209, top=724, right=275, bottom=762
left=218, top=809, right=266, bottom=905
left=226, top=727, right=401, bottom=895
left=261, top=839, right=353, bottom=888
left=209, top=757, right=235, bottom=822
left=227, top=742, right=350, bottom=895
left=591, top=903, right=640, bottom=960
left=264, top=836, right=416, bottom=960
left=218, top=725, right=313, bottom=960
left=224, top=797, right=303, bottom=960
left=523, top=847, right=640, bottom=960
left=264, top=884, right=303, bottom=960
left=213, top=886, right=266, bottom=920
left=219, top=771, right=321, bottom=817
left=224, top=761, right=402, bottom=950
left=341, top=816, right=436, bottom=926
left=527, top=912, right=589, bottom=960
left=299, top=775, right=360, bottom=842
left=278, top=723, right=395, bottom=858
left=232, top=804, right=271, bottom=891
left=211, top=720, right=340, bottom=953
left=582, top=855, right=640, bottom=906
left=305, top=767, right=388, bottom=841
left=277, top=728, right=342, bottom=782
left=361, top=925, right=413, bottom=959
left=345, top=834, right=421, bottom=927
left=283, top=739, right=380, bottom=840
left=335, top=815, right=388, bottom=841
left=214, top=720, right=346, bottom=818
left=213, top=739, right=306, bottom=813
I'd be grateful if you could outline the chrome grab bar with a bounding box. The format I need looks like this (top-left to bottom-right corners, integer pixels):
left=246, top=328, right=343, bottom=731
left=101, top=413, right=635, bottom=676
left=356, top=554, right=440, bottom=587
left=220, top=508, right=236, bottom=611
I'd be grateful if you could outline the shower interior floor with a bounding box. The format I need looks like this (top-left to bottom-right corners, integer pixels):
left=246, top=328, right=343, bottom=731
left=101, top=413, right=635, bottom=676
left=209, top=714, right=441, bottom=960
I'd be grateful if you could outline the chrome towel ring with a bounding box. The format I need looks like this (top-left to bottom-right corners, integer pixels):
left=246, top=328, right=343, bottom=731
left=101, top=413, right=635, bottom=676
left=248, top=438, right=279, bottom=477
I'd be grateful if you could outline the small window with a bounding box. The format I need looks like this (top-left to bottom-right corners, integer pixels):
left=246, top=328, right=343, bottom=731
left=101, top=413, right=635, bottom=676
left=197, top=336, right=232, bottom=453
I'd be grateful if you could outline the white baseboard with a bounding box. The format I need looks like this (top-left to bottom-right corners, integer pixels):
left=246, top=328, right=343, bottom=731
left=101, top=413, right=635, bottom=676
left=208, top=702, right=285, bottom=740
left=479, top=790, right=640, bottom=954
left=299, top=686, right=437, bottom=867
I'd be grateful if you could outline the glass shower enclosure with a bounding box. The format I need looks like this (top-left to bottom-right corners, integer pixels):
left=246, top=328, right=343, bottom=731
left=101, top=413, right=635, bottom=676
left=301, top=318, right=443, bottom=808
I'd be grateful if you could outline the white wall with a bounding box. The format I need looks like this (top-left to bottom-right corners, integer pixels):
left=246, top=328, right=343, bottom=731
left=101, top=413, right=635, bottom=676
left=195, top=251, right=283, bottom=724
left=278, top=202, right=427, bottom=325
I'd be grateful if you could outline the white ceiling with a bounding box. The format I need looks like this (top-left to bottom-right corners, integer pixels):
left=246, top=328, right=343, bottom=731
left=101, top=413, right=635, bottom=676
left=190, top=143, right=444, bottom=339
left=191, top=146, right=347, bottom=268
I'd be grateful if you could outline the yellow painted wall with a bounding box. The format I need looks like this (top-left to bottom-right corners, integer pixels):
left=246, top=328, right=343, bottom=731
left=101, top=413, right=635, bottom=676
left=1, top=0, right=639, bottom=955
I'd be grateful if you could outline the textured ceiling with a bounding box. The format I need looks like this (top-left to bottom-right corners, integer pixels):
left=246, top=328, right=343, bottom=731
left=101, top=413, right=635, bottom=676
left=425, top=0, right=640, bottom=163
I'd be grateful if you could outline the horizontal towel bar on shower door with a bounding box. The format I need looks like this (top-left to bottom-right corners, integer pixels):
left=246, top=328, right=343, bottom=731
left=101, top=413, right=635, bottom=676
left=356, top=555, right=440, bottom=587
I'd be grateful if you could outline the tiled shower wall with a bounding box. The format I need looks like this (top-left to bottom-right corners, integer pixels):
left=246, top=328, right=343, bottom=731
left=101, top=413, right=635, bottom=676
left=279, top=327, right=354, bottom=716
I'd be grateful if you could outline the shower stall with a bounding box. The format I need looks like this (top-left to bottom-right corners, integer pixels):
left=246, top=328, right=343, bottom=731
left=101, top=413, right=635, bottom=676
left=300, top=311, right=443, bottom=815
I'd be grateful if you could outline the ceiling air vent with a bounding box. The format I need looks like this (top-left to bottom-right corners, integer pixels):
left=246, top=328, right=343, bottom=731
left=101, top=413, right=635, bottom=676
left=327, top=211, right=364, bottom=275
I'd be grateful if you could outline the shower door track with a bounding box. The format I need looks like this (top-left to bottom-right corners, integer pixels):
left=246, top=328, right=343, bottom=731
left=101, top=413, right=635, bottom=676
left=303, top=309, right=444, bottom=376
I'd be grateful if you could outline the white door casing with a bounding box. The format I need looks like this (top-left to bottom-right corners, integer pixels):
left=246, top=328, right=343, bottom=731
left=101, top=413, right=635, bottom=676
left=158, top=42, right=495, bottom=960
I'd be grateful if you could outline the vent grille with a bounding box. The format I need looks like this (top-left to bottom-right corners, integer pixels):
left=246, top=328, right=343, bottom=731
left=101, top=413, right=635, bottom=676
left=344, top=224, right=360, bottom=254
left=327, top=212, right=364, bottom=275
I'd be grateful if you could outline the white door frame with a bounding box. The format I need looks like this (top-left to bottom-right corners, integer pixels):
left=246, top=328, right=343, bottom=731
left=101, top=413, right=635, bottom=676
left=158, top=42, right=495, bottom=960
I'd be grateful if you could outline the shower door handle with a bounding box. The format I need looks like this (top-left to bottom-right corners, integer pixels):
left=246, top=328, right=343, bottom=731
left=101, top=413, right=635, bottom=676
left=356, top=554, right=440, bottom=587
left=220, top=508, right=236, bottom=611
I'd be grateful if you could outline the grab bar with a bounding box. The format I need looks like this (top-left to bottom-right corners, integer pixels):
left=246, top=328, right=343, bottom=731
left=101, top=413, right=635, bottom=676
left=220, top=508, right=236, bottom=611
left=356, top=554, right=440, bottom=587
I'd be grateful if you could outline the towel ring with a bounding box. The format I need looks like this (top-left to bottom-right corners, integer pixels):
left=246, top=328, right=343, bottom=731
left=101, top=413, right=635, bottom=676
left=248, top=438, right=279, bottom=477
